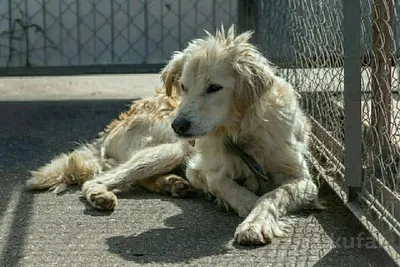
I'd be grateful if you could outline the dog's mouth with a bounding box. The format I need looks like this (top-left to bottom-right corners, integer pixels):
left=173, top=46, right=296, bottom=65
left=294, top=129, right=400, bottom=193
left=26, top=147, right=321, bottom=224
left=174, top=126, right=218, bottom=141
left=172, top=122, right=215, bottom=141
left=175, top=133, right=205, bottom=140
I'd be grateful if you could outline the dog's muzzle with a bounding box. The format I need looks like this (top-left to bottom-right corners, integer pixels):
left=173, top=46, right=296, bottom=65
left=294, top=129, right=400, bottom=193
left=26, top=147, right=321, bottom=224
left=171, top=116, right=191, bottom=136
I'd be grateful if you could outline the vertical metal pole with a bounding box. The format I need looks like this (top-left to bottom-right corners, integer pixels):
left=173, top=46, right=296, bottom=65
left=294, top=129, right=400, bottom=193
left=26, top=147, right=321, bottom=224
left=194, top=1, right=198, bottom=36
left=178, top=0, right=182, bottom=50
left=160, top=0, right=164, bottom=59
left=395, top=0, right=400, bottom=92
left=59, top=0, right=63, bottom=64
left=370, top=0, right=393, bottom=171
left=93, top=2, right=97, bottom=63
left=237, top=0, right=256, bottom=44
left=127, top=0, right=131, bottom=62
left=25, top=0, right=29, bottom=66
left=237, top=0, right=249, bottom=33
left=229, top=0, right=233, bottom=25
left=344, top=0, right=362, bottom=201
left=212, top=0, right=217, bottom=30
left=76, top=0, right=81, bottom=65
left=144, top=0, right=148, bottom=63
left=42, top=0, right=47, bottom=66
left=111, top=0, right=115, bottom=63
left=126, top=1, right=133, bottom=63
left=8, top=0, right=12, bottom=68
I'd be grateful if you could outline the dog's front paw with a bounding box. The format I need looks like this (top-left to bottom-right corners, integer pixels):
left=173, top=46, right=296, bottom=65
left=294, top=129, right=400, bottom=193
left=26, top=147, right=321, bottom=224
left=234, top=214, right=291, bottom=245
left=234, top=220, right=272, bottom=245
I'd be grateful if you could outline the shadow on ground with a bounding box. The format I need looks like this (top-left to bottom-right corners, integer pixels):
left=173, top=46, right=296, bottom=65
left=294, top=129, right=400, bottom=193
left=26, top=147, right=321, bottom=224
left=0, top=100, right=132, bottom=267
left=104, top=191, right=241, bottom=264
left=101, top=185, right=394, bottom=266
left=0, top=100, right=396, bottom=267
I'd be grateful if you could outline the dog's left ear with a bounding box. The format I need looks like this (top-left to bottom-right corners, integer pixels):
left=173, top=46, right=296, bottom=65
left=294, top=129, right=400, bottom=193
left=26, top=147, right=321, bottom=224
left=161, top=51, right=186, bottom=96
left=233, top=52, right=275, bottom=112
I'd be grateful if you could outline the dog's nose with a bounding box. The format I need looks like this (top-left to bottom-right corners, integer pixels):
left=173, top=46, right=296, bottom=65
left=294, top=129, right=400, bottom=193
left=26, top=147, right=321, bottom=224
left=171, top=116, right=191, bottom=136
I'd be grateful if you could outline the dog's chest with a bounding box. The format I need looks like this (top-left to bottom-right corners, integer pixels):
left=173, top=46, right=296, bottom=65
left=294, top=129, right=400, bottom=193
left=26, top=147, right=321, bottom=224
left=195, top=138, right=266, bottom=177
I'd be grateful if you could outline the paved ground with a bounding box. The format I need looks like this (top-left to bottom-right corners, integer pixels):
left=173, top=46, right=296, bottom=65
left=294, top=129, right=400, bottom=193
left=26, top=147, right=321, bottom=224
left=0, top=74, right=162, bottom=101
left=0, top=74, right=397, bottom=267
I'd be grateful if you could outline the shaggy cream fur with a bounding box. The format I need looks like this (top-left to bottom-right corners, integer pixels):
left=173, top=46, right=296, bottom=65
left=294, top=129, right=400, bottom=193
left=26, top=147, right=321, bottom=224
left=27, top=25, right=320, bottom=245
left=162, top=25, right=319, bottom=245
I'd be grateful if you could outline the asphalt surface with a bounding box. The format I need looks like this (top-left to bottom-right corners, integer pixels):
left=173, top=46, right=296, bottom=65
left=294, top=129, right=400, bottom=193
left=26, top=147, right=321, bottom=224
left=0, top=75, right=397, bottom=267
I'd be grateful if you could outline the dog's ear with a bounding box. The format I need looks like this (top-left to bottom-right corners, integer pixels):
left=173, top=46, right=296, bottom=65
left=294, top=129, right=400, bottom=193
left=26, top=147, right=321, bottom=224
left=233, top=52, right=274, bottom=112
left=161, top=51, right=186, bottom=96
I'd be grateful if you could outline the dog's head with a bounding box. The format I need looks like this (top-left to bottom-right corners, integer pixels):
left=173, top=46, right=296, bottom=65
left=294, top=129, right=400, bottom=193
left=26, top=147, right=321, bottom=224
left=161, top=25, right=275, bottom=139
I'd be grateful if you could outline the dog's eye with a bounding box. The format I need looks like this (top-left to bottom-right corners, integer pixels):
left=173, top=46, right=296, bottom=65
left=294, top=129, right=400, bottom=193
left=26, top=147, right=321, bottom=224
left=206, top=84, right=223, bottom=94
left=181, top=84, right=186, bottom=92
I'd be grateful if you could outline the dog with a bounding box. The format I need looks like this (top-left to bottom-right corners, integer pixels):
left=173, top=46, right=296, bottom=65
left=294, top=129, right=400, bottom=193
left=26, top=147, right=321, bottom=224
left=26, top=25, right=321, bottom=245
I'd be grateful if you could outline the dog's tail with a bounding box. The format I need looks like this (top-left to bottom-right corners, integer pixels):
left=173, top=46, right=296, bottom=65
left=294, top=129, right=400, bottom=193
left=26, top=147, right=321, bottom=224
left=26, top=143, right=111, bottom=194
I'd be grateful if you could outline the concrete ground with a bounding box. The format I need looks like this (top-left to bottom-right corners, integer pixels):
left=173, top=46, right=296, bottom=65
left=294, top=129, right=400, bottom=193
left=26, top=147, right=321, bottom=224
left=0, top=74, right=397, bottom=267
left=0, top=74, right=163, bottom=101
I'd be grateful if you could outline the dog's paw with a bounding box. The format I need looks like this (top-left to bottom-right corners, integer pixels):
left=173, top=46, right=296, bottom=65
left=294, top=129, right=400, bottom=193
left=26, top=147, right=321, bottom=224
left=83, top=181, right=117, bottom=211
left=234, top=220, right=272, bottom=245
left=234, top=215, right=291, bottom=245
left=161, top=175, right=193, bottom=198
left=88, top=190, right=118, bottom=211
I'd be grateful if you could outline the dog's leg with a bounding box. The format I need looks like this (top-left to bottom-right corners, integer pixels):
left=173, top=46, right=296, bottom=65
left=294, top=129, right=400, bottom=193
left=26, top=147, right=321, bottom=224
left=234, top=159, right=318, bottom=245
left=203, top=171, right=260, bottom=218
left=82, top=141, right=192, bottom=210
left=185, top=167, right=208, bottom=192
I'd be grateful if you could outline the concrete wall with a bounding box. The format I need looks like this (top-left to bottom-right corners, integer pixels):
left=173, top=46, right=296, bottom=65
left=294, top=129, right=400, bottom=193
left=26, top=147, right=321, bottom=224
left=0, top=0, right=237, bottom=67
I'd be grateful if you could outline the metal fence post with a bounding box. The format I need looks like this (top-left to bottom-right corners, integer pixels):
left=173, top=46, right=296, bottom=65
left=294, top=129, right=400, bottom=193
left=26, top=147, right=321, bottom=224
left=237, top=0, right=258, bottom=45
left=343, top=0, right=362, bottom=201
left=7, top=0, right=12, bottom=68
left=370, top=0, right=393, bottom=187
left=237, top=0, right=249, bottom=33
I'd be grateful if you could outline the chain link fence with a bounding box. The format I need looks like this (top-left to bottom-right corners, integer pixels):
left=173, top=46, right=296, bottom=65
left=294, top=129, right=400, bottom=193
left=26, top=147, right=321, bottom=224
left=0, top=0, right=237, bottom=75
left=2, top=0, right=400, bottom=262
left=247, top=0, right=400, bottom=261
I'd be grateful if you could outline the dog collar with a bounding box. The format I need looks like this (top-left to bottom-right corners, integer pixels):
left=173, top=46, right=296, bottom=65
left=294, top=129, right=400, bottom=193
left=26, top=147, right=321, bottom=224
left=225, top=138, right=271, bottom=183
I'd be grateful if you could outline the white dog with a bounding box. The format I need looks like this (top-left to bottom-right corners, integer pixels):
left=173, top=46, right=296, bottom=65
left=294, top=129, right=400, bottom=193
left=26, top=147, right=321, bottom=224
left=27, top=25, right=321, bottom=245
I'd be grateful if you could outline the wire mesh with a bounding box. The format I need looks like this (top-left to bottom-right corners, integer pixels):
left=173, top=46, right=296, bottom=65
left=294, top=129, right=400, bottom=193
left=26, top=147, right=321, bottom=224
left=251, top=0, right=345, bottom=181
left=251, top=0, right=400, bottom=258
left=0, top=0, right=237, bottom=71
left=360, top=0, right=400, bottom=253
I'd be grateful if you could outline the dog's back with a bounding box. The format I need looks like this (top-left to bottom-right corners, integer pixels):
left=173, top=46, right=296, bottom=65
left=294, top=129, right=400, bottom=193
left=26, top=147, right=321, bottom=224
left=26, top=88, right=184, bottom=194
